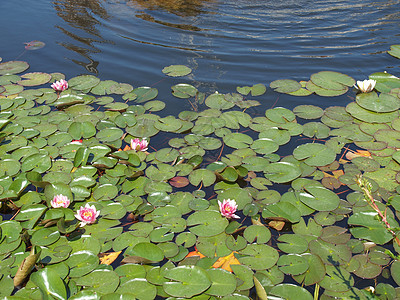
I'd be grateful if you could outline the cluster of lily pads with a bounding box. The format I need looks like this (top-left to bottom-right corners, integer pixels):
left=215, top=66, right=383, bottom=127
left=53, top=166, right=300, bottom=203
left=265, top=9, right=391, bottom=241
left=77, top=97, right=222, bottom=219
left=1, top=45, right=400, bottom=300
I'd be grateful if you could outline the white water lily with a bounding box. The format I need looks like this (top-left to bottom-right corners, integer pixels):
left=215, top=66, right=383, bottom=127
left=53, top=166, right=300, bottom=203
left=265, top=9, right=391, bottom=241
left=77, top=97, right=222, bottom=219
left=355, top=79, right=376, bottom=93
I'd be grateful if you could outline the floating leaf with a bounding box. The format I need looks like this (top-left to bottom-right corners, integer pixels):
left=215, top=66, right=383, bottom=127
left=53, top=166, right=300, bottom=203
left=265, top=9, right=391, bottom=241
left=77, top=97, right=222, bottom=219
left=31, top=267, right=67, bottom=299
left=0, top=61, right=29, bottom=75
left=17, top=72, right=51, bottom=86
left=170, top=176, right=190, bottom=188
left=293, top=143, right=336, bottom=166
left=162, top=65, right=192, bottom=77
left=293, top=105, right=324, bottom=119
left=310, top=71, right=355, bottom=90
left=264, top=162, right=301, bottom=183
left=356, top=91, right=400, bottom=113
left=163, top=266, right=211, bottom=298
left=24, top=40, right=45, bottom=50
left=270, top=79, right=301, bottom=94
left=68, top=75, right=100, bottom=91
left=171, top=83, right=197, bottom=98
left=187, top=210, right=229, bottom=237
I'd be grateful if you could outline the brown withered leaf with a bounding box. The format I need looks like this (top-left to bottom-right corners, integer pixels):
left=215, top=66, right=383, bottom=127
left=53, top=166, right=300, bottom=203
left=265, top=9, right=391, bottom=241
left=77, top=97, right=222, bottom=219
left=169, top=176, right=190, bottom=188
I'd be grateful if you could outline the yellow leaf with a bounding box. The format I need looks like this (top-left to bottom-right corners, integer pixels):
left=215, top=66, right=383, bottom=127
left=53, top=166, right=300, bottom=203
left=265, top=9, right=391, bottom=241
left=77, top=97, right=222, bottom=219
left=254, top=275, right=268, bottom=300
left=212, top=252, right=240, bottom=272
left=268, top=220, right=285, bottom=231
left=99, top=251, right=121, bottom=265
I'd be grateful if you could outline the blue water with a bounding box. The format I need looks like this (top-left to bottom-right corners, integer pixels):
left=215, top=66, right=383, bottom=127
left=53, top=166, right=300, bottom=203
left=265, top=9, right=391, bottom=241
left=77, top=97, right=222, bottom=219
left=1, top=0, right=400, bottom=111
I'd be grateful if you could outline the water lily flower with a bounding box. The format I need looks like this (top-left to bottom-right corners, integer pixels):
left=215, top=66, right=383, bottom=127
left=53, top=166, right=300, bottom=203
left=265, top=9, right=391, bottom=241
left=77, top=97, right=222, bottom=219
left=75, top=203, right=100, bottom=227
left=355, top=79, right=376, bottom=93
left=50, top=194, right=70, bottom=208
left=218, top=199, right=239, bottom=219
left=130, top=138, right=149, bottom=152
left=51, top=79, right=68, bottom=92
left=71, top=139, right=83, bottom=144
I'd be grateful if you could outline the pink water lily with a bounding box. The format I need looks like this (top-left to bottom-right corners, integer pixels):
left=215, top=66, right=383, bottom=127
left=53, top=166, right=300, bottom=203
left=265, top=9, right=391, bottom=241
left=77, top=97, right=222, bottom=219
left=75, top=203, right=100, bottom=227
left=130, top=138, right=149, bottom=152
left=218, top=199, right=239, bottom=219
left=50, top=194, right=70, bottom=208
left=51, top=79, right=68, bottom=92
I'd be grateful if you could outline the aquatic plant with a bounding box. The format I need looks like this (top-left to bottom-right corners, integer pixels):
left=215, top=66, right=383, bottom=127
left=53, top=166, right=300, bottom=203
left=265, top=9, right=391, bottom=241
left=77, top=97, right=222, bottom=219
left=0, top=50, right=400, bottom=298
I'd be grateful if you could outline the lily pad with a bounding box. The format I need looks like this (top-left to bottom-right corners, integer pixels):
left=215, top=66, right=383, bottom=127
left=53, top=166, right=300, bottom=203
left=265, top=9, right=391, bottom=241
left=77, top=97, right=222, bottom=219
left=0, top=61, right=29, bottom=75
left=163, top=266, right=211, bottom=298
left=270, top=79, right=301, bottom=94
left=293, top=143, right=336, bottom=166
left=356, top=91, right=400, bottom=113
left=264, top=162, right=301, bottom=183
left=18, top=72, right=51, bottom=86
left=162, top=65, right=192, bottom=77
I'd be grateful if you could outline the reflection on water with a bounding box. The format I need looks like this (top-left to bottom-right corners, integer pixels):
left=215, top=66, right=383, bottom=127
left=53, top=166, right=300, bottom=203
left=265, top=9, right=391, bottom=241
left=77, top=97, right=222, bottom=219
left=126, top=0, right=214, bottom=17
left=53, top=0, right=113, bottom=74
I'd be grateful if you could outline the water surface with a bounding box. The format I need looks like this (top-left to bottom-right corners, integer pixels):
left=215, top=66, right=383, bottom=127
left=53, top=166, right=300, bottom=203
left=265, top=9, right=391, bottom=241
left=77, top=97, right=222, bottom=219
left=1, top=0, right=400, bottom=111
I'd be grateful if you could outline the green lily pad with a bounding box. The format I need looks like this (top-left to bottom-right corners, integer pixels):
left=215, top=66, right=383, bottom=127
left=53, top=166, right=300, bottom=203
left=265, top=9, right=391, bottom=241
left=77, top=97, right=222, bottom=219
left=346, top=101, right=399, bottom=123
left=223, top=132, right=253, bottom=149
left=319, top=265, right=354, bottom=292
left=187, top=210, right=229, bottom=237
left=68, top=75, right=100, bottom=91
left=155, top=116, right=182, bottom=132
left=205, top=268, right=237, bottom=296
left=74, top=269, right=120, bottom=295
left=0, top=61, right=29, bottom=75
left=262, top=201, right=301, bottom=223
left=356, top=91, right=400, bottom=113
left=31, top=267, right=67, bottom=300
left=265, top=107, right=296, bottom=123
left=277, top=234, right=309, bottom=254
left=311, top=71, right=355, bottom=90
left=269, top=284, right=313, bottom=300
left=277, top=254, right=309, bottom=275
left=163, top=266, right=211, bottom=298
left=162, top=65, right=192, bottom=77
left=66, top=250, right=99, bottom=278
left=293, top=253, right=326, bottom=286
left=144, top=100, right=165, bottom=112
left=205, top=93, right=235, bottom=110
left=348, top=212, right=394, bottom=244
left=117, top=278, right=157, bottom=299
left=270, top=79, right=301, bottom=94
left=243, top=225, right=271, bottom=244
left=307, top=80, right=347, bottom=96
left=299, top=186, right=340, bottom=211
left=18, top=72, right=51, bottom=86
left=293, top=105, right=324, bottom=119
left=128, top=87, right=158, bottom=103
left=171, top=83, right=197, bottom=98
left=238, top=244, right=279, bottom=270
left=293, top=143, right=336, bottom=166
left=370, top=72, right=400, bottom=93
left=189, top=169, right=216, bottom=187
left=250, top=138, right=279, bottom=155
left=130, top=242, right=164, bottom=262
left=264, top=162, right=301, bottom=183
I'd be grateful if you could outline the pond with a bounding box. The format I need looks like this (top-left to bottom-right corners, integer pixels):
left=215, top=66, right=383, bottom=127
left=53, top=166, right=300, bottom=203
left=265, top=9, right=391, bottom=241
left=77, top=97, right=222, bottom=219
left=1, top=0, right=400, bottom=111
left=2, top=0, right=400, bottom=299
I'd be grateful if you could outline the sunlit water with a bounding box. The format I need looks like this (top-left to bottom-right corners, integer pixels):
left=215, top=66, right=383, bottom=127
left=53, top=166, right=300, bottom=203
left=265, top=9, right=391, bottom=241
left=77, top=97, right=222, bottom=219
left=1, top=0, right=400, bottom=112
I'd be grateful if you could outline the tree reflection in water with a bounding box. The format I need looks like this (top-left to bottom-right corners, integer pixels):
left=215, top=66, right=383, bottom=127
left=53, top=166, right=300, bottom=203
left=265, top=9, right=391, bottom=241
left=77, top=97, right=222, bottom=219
left=53, top=0, right=112, bottom=75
